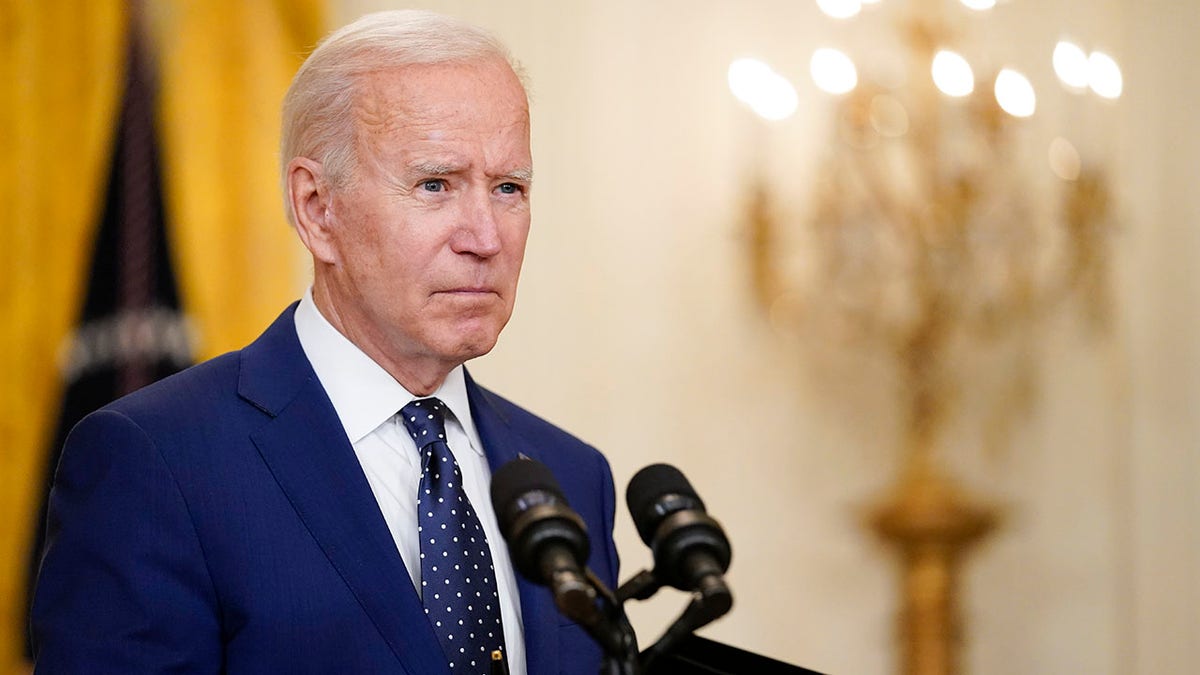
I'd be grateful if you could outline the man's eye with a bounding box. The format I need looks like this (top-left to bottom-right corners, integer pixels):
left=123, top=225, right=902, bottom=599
left=421, top=179, right=446, bottom=192
left=496, top=182, right=522, bottom=195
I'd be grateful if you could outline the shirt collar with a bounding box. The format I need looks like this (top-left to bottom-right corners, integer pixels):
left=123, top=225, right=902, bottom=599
left=293, top=289, right=481, bottom=454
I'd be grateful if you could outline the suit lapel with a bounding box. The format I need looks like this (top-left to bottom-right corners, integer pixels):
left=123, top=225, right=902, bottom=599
left=239, top=306, right=450, bottom=675
left=467, top=373, right=560, bottom=675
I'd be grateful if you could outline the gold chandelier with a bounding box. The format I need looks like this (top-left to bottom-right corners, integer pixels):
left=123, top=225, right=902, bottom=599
left=729, top=1, right=1121, bottom=673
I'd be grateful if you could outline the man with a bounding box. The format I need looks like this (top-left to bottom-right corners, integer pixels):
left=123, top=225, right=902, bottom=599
left=31, top=10, right=619, bottom=675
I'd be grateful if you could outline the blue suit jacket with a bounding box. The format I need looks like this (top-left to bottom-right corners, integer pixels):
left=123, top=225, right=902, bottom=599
left=32, top=304, right=620, bottom=674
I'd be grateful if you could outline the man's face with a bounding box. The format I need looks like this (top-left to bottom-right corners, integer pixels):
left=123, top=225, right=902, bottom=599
left=317, top=59, right=532, bottom=382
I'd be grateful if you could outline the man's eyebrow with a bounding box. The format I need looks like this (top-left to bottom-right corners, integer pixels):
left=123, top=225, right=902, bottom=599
left=404, top=162, right=532, bottom=183
left=409, top=161, right=462, bottom=176
left=500, top=167, right=534, bottom=183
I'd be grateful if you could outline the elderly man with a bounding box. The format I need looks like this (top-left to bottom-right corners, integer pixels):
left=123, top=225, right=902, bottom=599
left=31, top=10, right=618, bottom=675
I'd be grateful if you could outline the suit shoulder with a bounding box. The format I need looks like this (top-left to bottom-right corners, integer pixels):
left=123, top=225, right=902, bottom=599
left=102, top=351, right=242, bottom=427
left=474, top=385, right=604, bottom=462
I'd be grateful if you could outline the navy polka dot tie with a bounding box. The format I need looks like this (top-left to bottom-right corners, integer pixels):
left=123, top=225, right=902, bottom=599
left=400, top=398, right=506, bottom=674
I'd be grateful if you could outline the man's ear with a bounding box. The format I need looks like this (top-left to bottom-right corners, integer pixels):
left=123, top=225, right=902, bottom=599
left=287, top=157, right=339, bottom=264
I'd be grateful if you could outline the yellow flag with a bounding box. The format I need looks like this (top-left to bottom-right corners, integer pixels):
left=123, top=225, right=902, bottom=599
left=0, top=1, right=325, bottom=669
left=154, top=0, right=327, bottom=359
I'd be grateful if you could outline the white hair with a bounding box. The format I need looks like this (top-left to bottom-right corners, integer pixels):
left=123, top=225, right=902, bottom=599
left=280, top=10, right=525, bottom=226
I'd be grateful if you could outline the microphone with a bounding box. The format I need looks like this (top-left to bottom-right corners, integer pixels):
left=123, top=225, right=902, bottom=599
left=489, top=458, right=595, bottom=619
left=492, top=458, right=639, bottom=668
left=625, top=464, right=732, bottom=613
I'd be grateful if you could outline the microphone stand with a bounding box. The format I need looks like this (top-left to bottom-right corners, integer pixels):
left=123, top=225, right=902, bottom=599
left=589, top=570, right=641, bottom=675
left=615, top=568, right=733, bottom=673
left=557, top=568, right=640, bottom=675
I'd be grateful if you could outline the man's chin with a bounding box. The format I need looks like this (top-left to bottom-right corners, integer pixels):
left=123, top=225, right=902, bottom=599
left=439, top=325, right=504, bottom=362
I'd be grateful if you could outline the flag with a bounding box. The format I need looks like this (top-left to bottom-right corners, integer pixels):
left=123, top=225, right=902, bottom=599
left=3, top=3, right=325, bottom=664
left=24, top=27, right=193, bottom=658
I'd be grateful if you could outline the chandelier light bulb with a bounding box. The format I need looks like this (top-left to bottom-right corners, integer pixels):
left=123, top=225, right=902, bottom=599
left=1053, top=40, right=1089, bottom=89
left=1088, top=51, right=1123, bottom=99
left=994, top=68, right=1036, bottom=117
left=959, top=0, right=997, bottom=10
left=810, top=48, right=859, bottom=95
left=1048, top=137, right=1082, bottom=181
left=728, top=57, right=800, bottom=121
left=729, top=58, right=772, bottom=103
left=869, top=94, right=909, bottom=137
left=816, top=0, right=862, bottom=20
left=932, top=50, right=975, bottom=97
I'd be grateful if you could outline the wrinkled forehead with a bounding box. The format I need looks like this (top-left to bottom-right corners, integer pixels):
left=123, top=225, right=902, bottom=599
left=351, top=59, right=529, bottom=136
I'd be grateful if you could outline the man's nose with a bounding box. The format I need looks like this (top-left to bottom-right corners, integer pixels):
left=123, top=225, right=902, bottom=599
left=450, top=188, right=503, bottom=258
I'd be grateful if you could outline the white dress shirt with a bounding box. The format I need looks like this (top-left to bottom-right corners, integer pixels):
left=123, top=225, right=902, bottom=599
left=293, top=290, right=526, bottom=675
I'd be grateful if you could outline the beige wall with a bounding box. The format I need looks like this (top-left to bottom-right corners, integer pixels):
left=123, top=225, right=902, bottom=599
left=335, top=2, right=1199, bottom=673
left=1119, top=1, right=1200, bottom=672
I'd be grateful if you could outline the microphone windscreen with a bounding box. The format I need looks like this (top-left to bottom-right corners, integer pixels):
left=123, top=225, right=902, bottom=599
left=625, top=463, right=704, bottom=544
left=490, top=457, right=568, bottom=519
left=490, top=457, right=590, bottom=581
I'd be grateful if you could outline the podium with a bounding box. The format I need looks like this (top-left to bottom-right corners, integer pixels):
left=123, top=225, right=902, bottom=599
left=644, top=635, right=827, bottom=675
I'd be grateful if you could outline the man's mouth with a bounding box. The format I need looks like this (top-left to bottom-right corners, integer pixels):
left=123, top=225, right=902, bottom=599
left=437, top=286, right=499, bottom=297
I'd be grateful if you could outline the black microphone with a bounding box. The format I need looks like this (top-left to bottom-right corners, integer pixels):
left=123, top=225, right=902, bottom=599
left=490, top=458, right=596, bottom=620
left=625, top=463, right=732, bottom=614
left=493, top=458, right=639, bottom=666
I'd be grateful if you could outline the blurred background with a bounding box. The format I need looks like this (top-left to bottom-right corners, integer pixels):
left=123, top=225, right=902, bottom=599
left=2, top=1, right=1197, bottom=673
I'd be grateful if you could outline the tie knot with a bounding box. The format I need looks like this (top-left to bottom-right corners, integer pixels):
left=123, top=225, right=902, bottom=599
left=400, top=397, right=449, bottom=448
